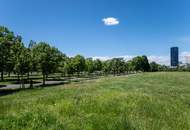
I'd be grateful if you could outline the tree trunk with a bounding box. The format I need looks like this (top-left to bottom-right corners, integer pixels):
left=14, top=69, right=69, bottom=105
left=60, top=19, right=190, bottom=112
left=17, top=74, right=20, bottom=83
left=1, top=71, right=4, bottom=81
left=22, top=75, right=25, bottom=88
left=68, top=74, right=71, bottom=83
left=30, top=79, right=33, bottom=88
left=46, top=74, right=48, bottom=80
left=43, top=74, right=45, bottom=86
left=20, top=74, right=22, bottom=88
left=77, top=71, right=80, bottom=77
left=27, top=72, right=30, bottom=81
left=21, top=74, right=25, bottom=89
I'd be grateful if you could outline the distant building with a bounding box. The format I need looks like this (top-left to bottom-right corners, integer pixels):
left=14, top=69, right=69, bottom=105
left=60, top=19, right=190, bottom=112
left=170, top=47, right=179, bottom=67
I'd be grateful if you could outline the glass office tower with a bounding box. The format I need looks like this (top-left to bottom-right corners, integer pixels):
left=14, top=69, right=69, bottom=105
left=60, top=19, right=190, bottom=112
left=170, top=47, right=179, bottom=67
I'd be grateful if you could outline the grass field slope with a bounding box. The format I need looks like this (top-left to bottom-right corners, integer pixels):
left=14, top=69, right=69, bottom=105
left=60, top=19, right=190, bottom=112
left=0, top=72, right=190, bottom=130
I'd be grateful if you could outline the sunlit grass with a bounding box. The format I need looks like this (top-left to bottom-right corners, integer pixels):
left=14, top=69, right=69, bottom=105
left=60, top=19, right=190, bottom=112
left=0, top=72, right=190, bottom=130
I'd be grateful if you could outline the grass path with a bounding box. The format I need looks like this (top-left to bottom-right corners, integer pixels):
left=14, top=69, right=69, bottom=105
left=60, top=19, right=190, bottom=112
left=0, top=72, right=190, bottom=130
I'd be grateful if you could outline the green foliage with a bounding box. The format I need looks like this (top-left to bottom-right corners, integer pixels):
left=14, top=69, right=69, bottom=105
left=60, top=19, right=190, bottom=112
left=93, top=59, right=102, bottom=71
left=63, top=57, right=75, bottom=75
left=141, top=55, right=150, bottom=72
left=131, top=56, right=150, bottom=72
left=13, top=43, right=31, bottom=75
left=126, top=60, right=134, bottom=72
left=32, top=42, right=64, bottom=84
left=102, top=60, right=111, bottom=74
left=102, top=58, right=127, bottom=75
left=11, top=40, right=25, bottom=74
left=85, top=58, right=94, bottom=73
left=150, top=62, right=159, bottom=72
left=109, top=58, right=126, bottom=75
left=72, top=55, right=85, bottom=75
left=0, top=26, right=15, bottom=80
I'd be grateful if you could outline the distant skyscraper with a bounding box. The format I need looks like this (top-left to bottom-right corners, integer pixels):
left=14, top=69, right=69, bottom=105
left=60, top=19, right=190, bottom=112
left=170, top=47, right=179, bottom=67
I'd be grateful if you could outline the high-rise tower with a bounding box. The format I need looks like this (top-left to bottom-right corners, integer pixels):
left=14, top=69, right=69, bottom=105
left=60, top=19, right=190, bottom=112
left=170, top=47, right=179, bottom=67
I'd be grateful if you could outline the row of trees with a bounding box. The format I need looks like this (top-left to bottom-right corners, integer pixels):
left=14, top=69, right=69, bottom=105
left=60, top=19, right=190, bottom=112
left=0, top=26, right=167, bottom=86
left=0, top=26, right=65, bottom=86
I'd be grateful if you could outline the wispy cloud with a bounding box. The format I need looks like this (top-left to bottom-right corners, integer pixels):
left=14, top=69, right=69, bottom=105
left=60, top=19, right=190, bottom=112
left=181, top=51, right=190, bottom=56
left=148, top=56, right=170, bottom=65
left=102, top=17, right=119, bottom=26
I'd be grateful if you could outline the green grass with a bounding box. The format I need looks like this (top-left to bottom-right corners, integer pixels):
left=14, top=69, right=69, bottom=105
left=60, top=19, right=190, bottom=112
left=0, top=72, right=190, bottom=130
left=0, top=81, right=13, bottom=85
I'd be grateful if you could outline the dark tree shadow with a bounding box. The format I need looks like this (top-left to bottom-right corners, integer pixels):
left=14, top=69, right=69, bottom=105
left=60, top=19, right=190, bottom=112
left=0, top=82, right=67, bottom=96
left=0, top=85, right=6, bottom=88
left=0, top=75, right=115, bottom=97
left=0, top=89, right=23, bottom=96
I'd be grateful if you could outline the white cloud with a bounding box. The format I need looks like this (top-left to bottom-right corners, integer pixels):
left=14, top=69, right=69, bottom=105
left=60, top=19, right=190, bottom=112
left=92, top=56, right=112, bottom=61
left=92, top=55, right=133, bottom=61
left=148, top=56, right=170, bottom=65
left=102, top=17, right=119, bottom=26
left=180, top=52, right=190, bottom=64
left=181, top=51, right=190, bottom=56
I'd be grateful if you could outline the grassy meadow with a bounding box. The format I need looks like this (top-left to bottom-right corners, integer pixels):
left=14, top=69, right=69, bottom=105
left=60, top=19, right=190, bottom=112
left=0, top=72, right=190, bottom=130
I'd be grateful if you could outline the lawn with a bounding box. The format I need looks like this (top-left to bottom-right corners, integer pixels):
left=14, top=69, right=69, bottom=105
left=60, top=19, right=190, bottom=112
left=0, top=72, right=190, bottom=130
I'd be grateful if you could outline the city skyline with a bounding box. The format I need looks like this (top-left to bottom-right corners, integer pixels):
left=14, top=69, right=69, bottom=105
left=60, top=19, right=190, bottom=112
left=1, top=0, right=190, bottom=65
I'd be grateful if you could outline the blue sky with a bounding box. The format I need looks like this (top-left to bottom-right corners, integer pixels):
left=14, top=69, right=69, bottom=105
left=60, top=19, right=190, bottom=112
left=1, top=0, right=190, bottom=64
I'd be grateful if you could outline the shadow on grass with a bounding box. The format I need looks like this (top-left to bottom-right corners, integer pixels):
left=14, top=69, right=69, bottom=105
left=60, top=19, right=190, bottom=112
left=0, top=81, right=69, bottom=97
left=0, top=85, right=6, bottom=88
left=0, top=75, right=110, bottom=97
left=0, top=89, right=24, bottom=96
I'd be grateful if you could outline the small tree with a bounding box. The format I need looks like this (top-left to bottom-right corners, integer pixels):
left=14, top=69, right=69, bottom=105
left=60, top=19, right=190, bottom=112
left=102, top=60, right=111, bottom=75
left=131, top=56, right=150, bottom=72
left=72, top=55, right=85, bottom=77
left=0, top=26, right=15, bottom=81
left=15, top=48, right=31, bottom=88
left=85, top=58, right=94, bottom=74
left=126, top=60, right=134, bottom=73
left=32, top=42, right=64, bottom=85
left=11, top=38, right=25, bottom=82
left=63, top=57, right=74, bottom=76
left=93, top=59, right=102, bottom=71
left=150, top=62, right=159, bottom=72
left=141, top=55, right=150, bottom=72
left=109, top=58, right=126, bottom=75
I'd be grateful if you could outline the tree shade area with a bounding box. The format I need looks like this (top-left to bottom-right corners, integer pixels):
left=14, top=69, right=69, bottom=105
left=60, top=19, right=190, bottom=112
left=0, top=72, right=190, bottom=130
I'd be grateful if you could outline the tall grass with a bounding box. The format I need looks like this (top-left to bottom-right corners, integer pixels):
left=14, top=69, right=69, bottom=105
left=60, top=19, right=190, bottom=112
left=0, top=72, right=190, bottom=130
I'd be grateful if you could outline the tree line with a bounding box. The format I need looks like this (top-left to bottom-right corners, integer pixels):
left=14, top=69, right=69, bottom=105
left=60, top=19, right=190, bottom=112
left=0, top=26, right=168, bottom=86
